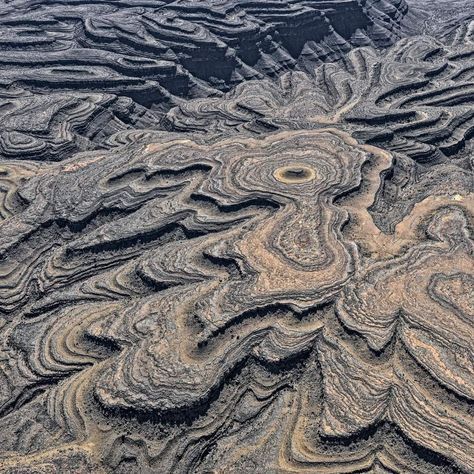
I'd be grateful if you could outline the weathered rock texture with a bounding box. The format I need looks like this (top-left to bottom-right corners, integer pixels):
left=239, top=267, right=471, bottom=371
left=0, top=0, right=411, bottom=161
left=0, top=1, right=473, bottom=473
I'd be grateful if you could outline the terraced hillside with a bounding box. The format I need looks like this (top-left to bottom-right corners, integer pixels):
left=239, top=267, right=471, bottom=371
left=0, top=0, right=409, bottom=161
left=0, top=1, right=473, bottom=473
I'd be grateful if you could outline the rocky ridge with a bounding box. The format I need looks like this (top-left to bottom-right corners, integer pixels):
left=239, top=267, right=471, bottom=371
left=0, top=0, right=409, bottom=161
left=0, top=1, right=473, bottom=473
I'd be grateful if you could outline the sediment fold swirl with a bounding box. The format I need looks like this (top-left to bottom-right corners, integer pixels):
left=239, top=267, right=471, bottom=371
left=0, top=1, right=473, bottom=473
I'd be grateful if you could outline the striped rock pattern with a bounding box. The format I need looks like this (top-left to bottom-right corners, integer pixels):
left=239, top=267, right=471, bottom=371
left=0, top=3, right=473, bottom=474
left=0, top=0, right=409, bottom=161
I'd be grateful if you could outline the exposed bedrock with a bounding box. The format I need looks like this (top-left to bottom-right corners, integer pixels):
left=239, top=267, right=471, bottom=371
left=0, top=2, right=473, bottom=474
left=0, top=124, right=472, bottom=472
left=167, top=33, right=474, bottom=231
left=0, top=0, right=408, bottom=91
left=0, top=0, right=413, bottom=160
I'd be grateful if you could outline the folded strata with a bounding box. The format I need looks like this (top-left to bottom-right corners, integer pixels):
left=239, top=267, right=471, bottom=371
left=0, top=3, right=473, bottom=474
left=0, top=0, right=410, bottom=160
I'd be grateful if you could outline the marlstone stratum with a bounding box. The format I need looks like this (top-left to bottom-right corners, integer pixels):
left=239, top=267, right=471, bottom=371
left=0, top=0, right=473, bottom=473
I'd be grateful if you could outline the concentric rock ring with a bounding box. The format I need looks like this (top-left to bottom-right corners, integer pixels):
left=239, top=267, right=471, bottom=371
left=273, top=164, right=317, bottom=184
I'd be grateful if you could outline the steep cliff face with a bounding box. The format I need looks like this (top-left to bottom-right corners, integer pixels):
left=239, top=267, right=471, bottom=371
left=0, top=2, right=473, bottom=474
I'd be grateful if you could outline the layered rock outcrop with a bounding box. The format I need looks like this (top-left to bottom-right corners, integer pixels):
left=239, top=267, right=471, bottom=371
left=0, top=2, right=473, bottom=473
left=0, top=0, right=410, bottom=161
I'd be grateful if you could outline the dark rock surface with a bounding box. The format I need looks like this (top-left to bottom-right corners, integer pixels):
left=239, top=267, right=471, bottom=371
left=0, top=0, right=410, bottom=160
left=0, top=1, right=473, bottom=473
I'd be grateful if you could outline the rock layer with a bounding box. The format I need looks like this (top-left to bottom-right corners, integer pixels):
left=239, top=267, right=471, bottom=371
left=0, top=2, right=473, bottom=474
left=0, top=0, right=411, bottom=161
